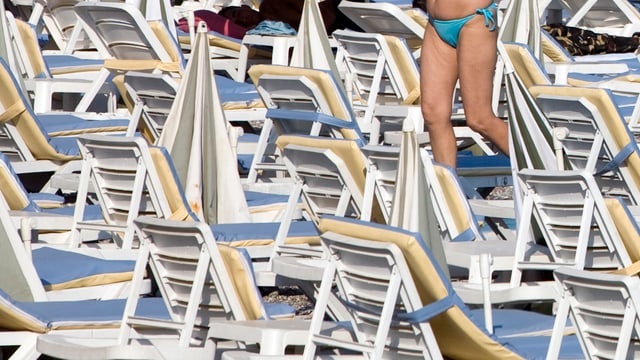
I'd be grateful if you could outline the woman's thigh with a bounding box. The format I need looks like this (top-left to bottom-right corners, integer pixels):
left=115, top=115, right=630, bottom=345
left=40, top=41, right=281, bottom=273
left=457, top=14, right=498, bottom=117
left=420, top=24, right=459, bottom=119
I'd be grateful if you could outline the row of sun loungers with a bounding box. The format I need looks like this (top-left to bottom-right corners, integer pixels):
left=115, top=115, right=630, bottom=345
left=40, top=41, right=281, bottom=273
left=2, top=0, right=640, bottom=358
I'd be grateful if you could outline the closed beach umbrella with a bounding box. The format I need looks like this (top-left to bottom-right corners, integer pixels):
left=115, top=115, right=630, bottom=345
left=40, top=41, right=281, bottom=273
left=499, top=0, right=542, bottom=60
left=158, top=23, right=251, bottom=224
left=389, top=120, right=449, bottom=277
left=290, top=0, right=342, bottom=83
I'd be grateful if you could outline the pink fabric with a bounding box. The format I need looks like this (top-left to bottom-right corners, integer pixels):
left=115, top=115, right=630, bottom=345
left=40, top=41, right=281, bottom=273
left=177, top=10, right=248, bottom=39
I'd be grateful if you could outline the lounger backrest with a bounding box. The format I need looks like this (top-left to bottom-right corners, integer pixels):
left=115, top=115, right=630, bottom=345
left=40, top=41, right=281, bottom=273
left=0, top=153, right=64, bottom=210
left=315, top=231, right=442, bottom=359
left=133, top=217, right=269, bottom=329
left=77, top=135, right=197, bottom=227
left=0, top=58, right=77, bottom=162
left=77, top=135, right=169, bottom=225
left=529, top=84, right=640, bottom=204
left=122, top=71, right=179, bottom=136
left=248, top=64, right=362, bottom=142
left=338, top=0, right=424, bottom=53
left=518, top=169, right=632, bottom=270
left=384, top=35, right=421, bottom=104
left=249, top=64, right=352, bottom=119
left=334, top=30, right=420, bottom=106
left=553, top=266, right=640, bottom=359
left=12, top=18, right=49, bottom=79
left=148, top=20, right=184, bottom=65
left=317, top=216, right=522, bottom=360
left=40, top=0, right=95, bottom=51
left=74, top=2, right=184, bottom=71
left=276, top=135, right=385, bottom=223
left=503, top=42, right=552, bottom=89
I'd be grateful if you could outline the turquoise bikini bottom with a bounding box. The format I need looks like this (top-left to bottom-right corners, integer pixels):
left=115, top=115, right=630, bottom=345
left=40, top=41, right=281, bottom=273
left=429, top=2, right=497, bottom=48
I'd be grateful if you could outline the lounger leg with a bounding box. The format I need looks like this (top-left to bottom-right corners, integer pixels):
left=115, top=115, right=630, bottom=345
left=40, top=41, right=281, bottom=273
left=7, top=334, right=38, bottom=360
left=74, top=68, right=111, bottom=112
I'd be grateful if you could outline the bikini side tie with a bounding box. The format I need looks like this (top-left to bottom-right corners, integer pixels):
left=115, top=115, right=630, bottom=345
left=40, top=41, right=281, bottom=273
left=476, top=3, right=497, bottom=31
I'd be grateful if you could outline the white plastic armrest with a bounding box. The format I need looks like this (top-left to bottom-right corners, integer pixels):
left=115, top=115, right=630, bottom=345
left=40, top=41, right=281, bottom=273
left=546, top=61, right=630, bottom=85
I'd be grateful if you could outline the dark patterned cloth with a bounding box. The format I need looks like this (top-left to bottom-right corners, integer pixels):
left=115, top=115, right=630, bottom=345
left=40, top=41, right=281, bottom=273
left=543, top=23, right=640, bottom=56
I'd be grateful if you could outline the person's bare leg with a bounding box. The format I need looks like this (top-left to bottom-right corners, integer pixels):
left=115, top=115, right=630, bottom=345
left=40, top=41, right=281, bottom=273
left=421, top=24, right=460, bottom=168
left=457, top=14, right=509, bottom=155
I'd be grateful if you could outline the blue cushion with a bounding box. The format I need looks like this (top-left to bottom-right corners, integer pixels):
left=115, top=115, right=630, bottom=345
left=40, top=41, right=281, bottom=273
left=44, top=204, right=104, bottom=221
left=47, top=136, right=80, bottom=156
left=469, top=308, right=568, bottom=338
left=210, top=220, right=317, bottom=242
left=32, top=247, right=135, bottom=288
left=219, top=92, right=262, bottom=104
left=43, top=55, right=104, bottom=72
left=28, top=193, right=65, bottom=207
left=239, top=133, right=259, bottom=143
left=215, top=75, right=258, bottom=95
left=456, top=154, right=511, bottom=169
left=237, top=154, right=253, bottom=173
left=38, top=113, right=129, bottom=135
left=244, top=190, right=289, bottom=207
left=264, top=302, right=296, bottom=319
left=504, top=334, right=584, bottom=360
left=8, top=293, right=169, bottom=327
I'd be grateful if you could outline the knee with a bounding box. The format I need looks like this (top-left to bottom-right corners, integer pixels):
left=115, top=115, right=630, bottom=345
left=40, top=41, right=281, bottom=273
left=465, top=113, right=504, bottom=135
left=421, top=99, right=452, bottom=128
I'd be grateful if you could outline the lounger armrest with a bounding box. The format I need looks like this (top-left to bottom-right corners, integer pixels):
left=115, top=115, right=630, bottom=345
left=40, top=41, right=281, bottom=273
left=596, top=79, right=640, bottom=95
left=24, top=78, right=112, bottom=94
left=10, top=160, right=62, bottom=174
left=468, top=199, right=515, bottom=219
left=265, top=109, right=358, bottom=129
left=24, top=78, right=115, bottom=113
left=546, top=61, right=629, bottom=84
left=10, top=211, right=75, bottom=232
left=623, top=23, right=640, bottom=36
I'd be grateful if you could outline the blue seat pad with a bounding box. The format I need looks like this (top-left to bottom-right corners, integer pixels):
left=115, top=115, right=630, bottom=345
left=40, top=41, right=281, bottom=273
left=38, top=113, right=129, bottom=135
left=12, top=295, right=169, bottom=329
left=44, top=203, right=104, bottom=221
left=264, top=302, right=295, bottom=318
left=456, top=153, right=510, bottom=169
left=43, top=55, right=105, bottom=73
left=48, top=136, right=81, bottom=156
left=32, top=247, right=135, bottom=288
left=505, top=334, right=583, bottom=360
left=244, top=190, right=290, bottom=207
left=210, top=220, right=317, bottom=242
left=470, top=308, right=568, bottom=338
